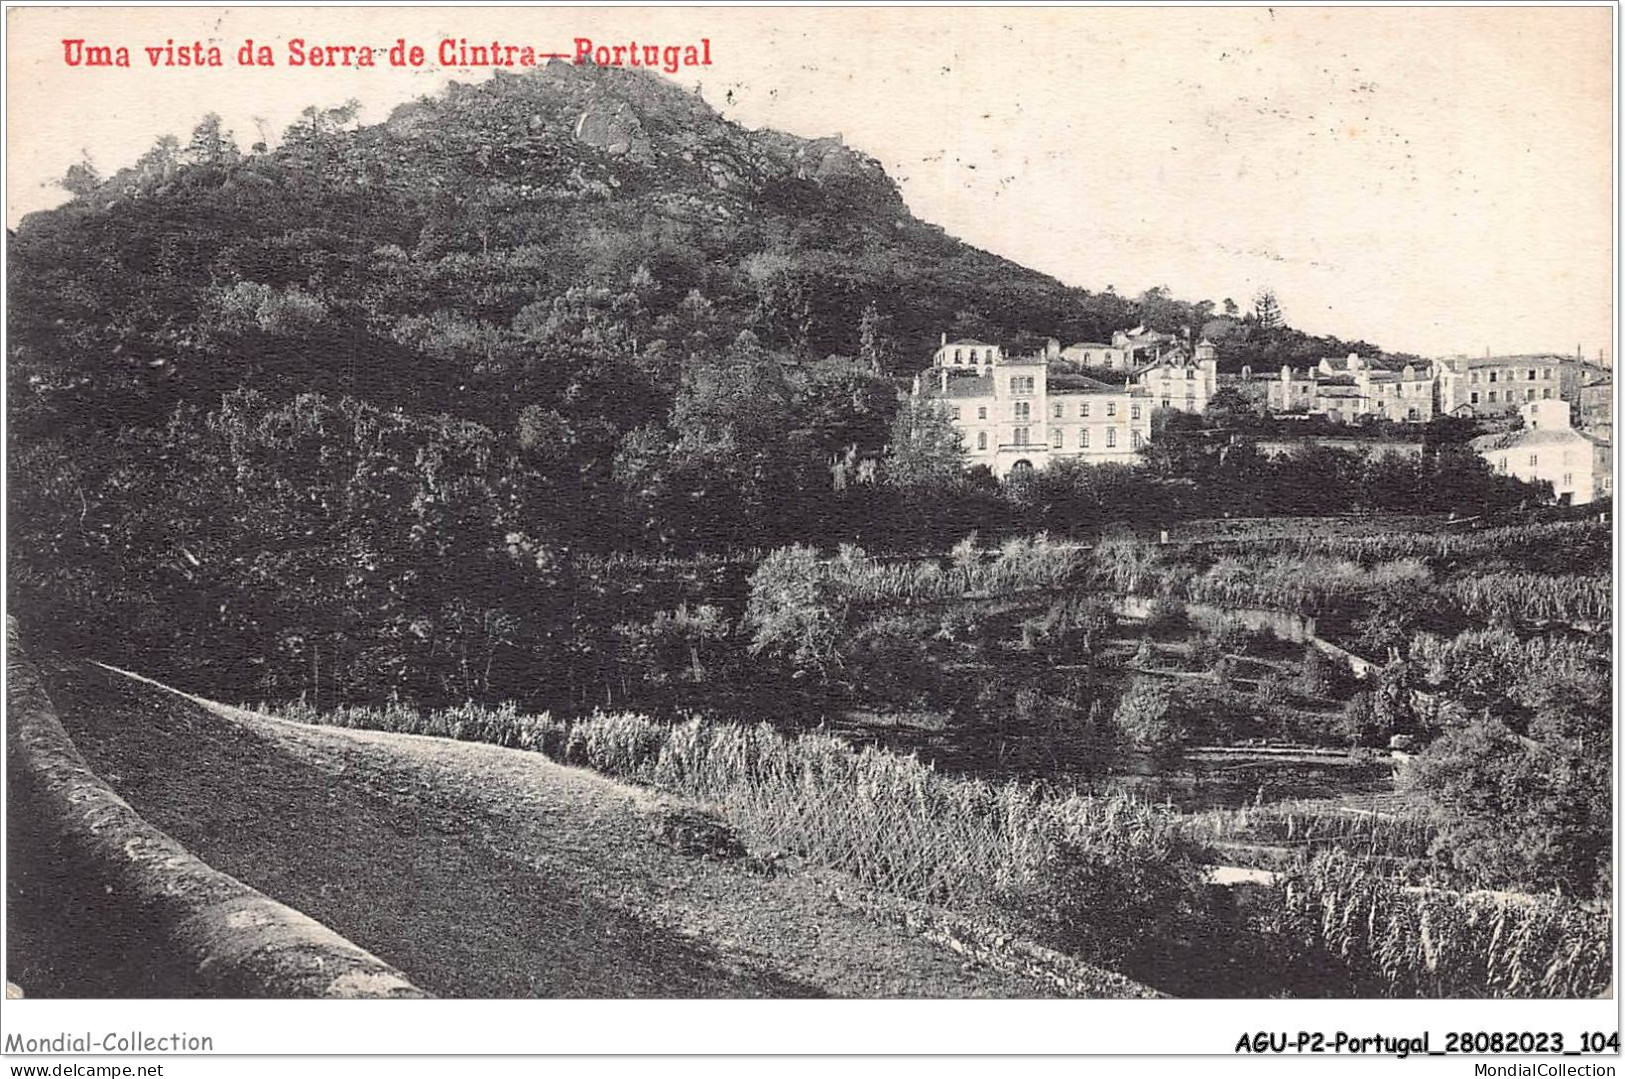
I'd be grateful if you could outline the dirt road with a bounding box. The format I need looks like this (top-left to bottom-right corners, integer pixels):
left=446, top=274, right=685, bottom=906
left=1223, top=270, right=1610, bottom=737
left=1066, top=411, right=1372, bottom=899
left=13, top=658, right=1143, bottom=998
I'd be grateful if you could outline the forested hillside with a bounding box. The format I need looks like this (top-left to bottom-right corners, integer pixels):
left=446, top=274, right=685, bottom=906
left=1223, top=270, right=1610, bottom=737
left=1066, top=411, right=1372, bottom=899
left=7, top=62, right=1534, bottom=706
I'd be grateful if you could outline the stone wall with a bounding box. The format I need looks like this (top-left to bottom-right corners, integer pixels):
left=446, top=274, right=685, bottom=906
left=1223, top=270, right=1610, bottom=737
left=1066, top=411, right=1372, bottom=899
left=6, top=619, right=428, bottom=999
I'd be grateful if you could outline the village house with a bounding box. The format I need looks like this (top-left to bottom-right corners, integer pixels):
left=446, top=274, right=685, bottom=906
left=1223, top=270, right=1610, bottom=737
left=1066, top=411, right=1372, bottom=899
left=1268, top=353, right=1436, bottom=423
left=1136, top=339, right=1219, bottom=414
left=1470, top=399, right=1608, bottom=505
left=1059, top=325, right=1187, bottom=372
left=1058, top=340, right=1129, bottom=371
left=915, top=338, right=1153, bottom=479
left=1434, top=353, right=1585, bottom=417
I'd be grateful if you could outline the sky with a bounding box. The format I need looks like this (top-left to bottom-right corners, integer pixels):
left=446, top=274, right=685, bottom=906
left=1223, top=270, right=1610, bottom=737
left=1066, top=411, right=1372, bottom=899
left=5, top=6, right=1615, bottom=359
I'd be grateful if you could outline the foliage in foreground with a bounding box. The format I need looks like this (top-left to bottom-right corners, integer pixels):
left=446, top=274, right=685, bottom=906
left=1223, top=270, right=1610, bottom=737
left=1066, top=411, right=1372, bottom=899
left=1259, top=852, right=1610, bottom=999
left=268, top=698, right=1611, bottom=997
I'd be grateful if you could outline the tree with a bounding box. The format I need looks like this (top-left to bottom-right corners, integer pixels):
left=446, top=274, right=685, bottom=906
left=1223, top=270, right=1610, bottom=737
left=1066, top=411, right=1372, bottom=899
left=1202, top=386, right=1257, bottom=429
left=743, top=544, right=850, bottom=679
left=59, top=152, right=102, bottom=198
left=882, top=397, right=965, bottom=490
left=1252, top=288, right=1284, bottom=330
left=185, top=113, right=241, bottom=167
left=857, top=301, right=887, bottom=374
left=1405, top=635, right=1611, bottom=896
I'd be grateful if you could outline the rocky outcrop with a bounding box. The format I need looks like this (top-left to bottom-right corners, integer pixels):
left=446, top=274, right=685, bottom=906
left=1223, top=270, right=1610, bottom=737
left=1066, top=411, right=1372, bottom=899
left=5, top=619, right=428, bottom=999
left=572, top=100, right=656, bottom=164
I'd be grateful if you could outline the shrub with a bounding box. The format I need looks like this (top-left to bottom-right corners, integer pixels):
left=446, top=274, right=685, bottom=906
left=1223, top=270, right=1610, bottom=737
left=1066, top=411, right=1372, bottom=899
left=1021, top=799, right=1207, bottom=969
left=1143, top=594, right=1188, bottom=638
left=649, top=806, right=747, bottom=859
left=1336, top=691, right=1386, bottom=747
left=1111, top=678, right=1184, bottom=750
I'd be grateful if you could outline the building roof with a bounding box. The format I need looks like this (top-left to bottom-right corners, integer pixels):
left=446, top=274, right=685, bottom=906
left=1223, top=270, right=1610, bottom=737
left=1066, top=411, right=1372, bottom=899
left=922, top=374, right=995, bottom=399
left=1049, top=373, right=1144, bottom=396
left=941, top=339, right=997, bottom=349
left=1063, top=342, right=1113, bottom=350
left=1471, top=426, right=1592, bottom=453
left=1442, top=353, right=1570, bottom=369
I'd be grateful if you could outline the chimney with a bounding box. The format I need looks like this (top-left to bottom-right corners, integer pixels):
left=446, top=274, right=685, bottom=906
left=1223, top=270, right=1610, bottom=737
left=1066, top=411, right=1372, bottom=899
left=941, top=332, right=948, bottom=348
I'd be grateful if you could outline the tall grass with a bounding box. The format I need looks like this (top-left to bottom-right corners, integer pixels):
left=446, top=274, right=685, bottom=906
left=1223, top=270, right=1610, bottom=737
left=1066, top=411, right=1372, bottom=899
left=268, top=699, right=1198, bottom=935
left=264, top=699, right=1612, bottom=997
left=1438, top=572, right=1611, bottom=627
left=1259, top=852, right=1610, bottom=998
left=1222, top=519, right=1609, bottom=572
left=1187, top=801, right=1438, bottom=865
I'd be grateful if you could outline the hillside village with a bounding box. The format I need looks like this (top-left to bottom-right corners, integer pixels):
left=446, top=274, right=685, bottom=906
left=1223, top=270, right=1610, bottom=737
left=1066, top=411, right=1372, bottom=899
left=916, top=327, right=1613, bottom=503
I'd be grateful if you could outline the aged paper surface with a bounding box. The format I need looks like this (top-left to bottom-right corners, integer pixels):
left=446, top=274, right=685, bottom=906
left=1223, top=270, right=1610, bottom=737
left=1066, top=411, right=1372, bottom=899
left=2, top=3, right=1616, bottom=1063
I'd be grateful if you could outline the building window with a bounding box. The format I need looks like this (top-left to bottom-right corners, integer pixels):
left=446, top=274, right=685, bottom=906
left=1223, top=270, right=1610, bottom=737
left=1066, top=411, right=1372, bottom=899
left=1470, top=392, right=1479, bottom=405
left=1543, top=368, right=1552, bottom=380
left=1131, top=430, right=1143, bottom=449
left=1014, top=427, right=1029, bottom=446
left=950, top=406, right=961, bottom=420
left=1563, top=473, right=1573, bottom=487
left=1488, top=390, right=1497, bottom=403
left=1529, top=453, right=1538, bottom=466
left=1528, top=369, right=1537, bottom=381
left=1084, top=352, right=1093, bottom=363
left=1131, top=404, right=1142, bottom=421
left=1489, top=371, right=1497, bottom=383
left=1052, top=402, right=1064, bottom=419
left=1543, top=387, right=1553, bottom=399
left=1185, top=368, right=1194, bottom=381
left=1081, top=402, right=1091, bottom=418
left=977, top=431, right=987, bottom=451
left=1527, top=389, right=1537, bottom=401
left=1106, top=428, right=1117, bottom=448
left=1161, top=398, right=1170, bottom=410
left=1107, top=402, right=1117, bottom=417
left=1014, top=401, right=1031, bottom=421
left=954, top=349, right=962, bottom=363
left=1080, top=429, right=1090, bottom=448
left=1011, top=376, right=1035, bottom=396
left=1051, top=429, right=1064, bottom=448
left=977, top=406, right=987, bottom=420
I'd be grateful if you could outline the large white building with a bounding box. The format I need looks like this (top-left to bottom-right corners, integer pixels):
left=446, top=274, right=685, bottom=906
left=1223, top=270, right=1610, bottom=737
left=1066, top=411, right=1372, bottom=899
left=915, top=347, right=1153, bottom=479
left=1470, top=399, right=1608, bottom=504
left=1435, top=354, right=1582, bottom=417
